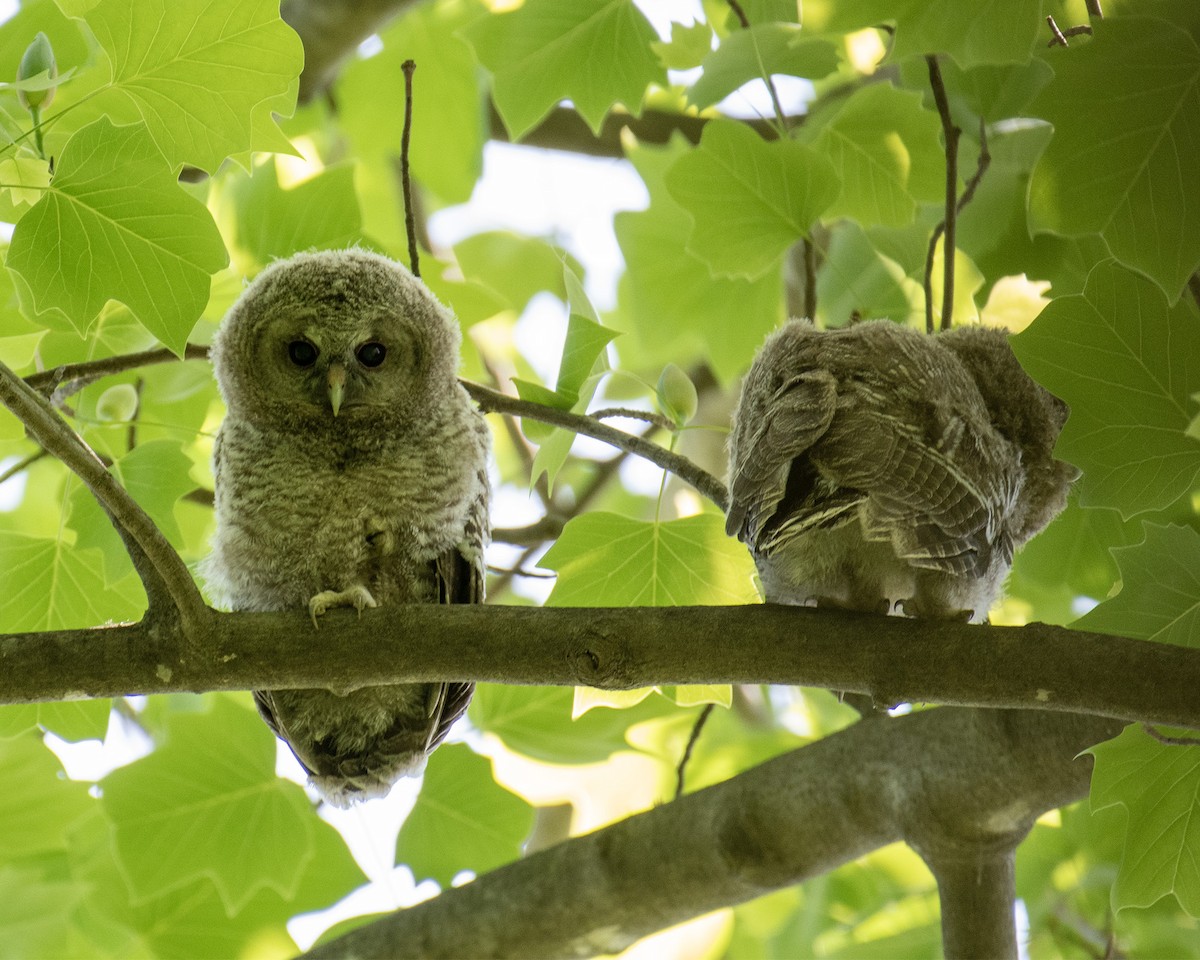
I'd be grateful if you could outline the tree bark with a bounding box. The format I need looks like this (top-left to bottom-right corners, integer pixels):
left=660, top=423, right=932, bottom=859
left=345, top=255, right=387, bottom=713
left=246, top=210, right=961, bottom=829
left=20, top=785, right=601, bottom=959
left=1, top=605, right=1197, bottom=733
left=302, top=708, right=1119, bottom=959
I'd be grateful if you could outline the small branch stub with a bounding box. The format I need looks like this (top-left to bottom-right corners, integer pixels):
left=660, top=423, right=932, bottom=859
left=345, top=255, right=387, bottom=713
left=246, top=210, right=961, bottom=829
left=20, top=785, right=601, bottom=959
left=400, top=58, right=420, bottom=279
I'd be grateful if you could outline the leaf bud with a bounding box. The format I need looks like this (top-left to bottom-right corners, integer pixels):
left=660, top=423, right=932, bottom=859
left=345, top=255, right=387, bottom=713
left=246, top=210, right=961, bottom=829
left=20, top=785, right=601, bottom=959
left=656, top=363, right=698, bottom=426
left=17, top=32, right=57, bottom=111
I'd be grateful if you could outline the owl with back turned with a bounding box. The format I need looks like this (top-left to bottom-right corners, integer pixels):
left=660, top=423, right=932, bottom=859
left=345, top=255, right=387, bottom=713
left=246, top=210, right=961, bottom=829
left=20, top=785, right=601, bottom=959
left=204, top=249, right=491, bottom=806
left=726, top=320, right=1076, bottom=622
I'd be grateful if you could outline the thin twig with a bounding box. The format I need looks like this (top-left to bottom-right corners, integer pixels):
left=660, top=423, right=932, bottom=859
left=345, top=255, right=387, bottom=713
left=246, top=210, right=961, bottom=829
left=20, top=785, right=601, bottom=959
left=589, top=407, right=676, bottom=431
left=803, top=237, right=817, bottom=319
left=0, top=358, right=208, bottom=630
left=925, top=54, right=960, bottom=333
left=1141, top=722, right=1200, bottom=747
left=26, top=344, right=210, bottom=398
left=1085, top=0, right=1103, bottom=19
left=0, top=449, right=48, bottom=485
left=675, top=703, right=715, bottom=799
left=1046, top=15, right=1068, bottom=46
left=492, top=516, right=566, bottom=546
left=487, top=564, right=556, bottom=580
left=461, top=379, right=728, bottom=510
left=400, top=59, right=420, bottom=279
left=726, top=0, right=788, bottom=134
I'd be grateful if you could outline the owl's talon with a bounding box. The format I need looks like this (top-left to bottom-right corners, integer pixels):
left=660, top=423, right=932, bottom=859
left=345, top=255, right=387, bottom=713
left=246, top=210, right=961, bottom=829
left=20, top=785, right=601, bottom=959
left=308, top=586, right=378, bottom=628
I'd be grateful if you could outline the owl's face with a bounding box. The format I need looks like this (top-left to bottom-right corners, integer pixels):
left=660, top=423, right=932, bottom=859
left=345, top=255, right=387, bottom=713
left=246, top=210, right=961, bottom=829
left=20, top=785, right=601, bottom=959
left=212, top=250, right=463, bottom=430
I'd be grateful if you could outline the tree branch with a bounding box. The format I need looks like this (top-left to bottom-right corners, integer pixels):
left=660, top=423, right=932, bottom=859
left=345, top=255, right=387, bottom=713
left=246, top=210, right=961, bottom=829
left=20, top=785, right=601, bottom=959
left=922, top=849, right=1019, bottom=959
left=461, top=379, right=728, bottom=509
left=1, top=605, right=1197, bottom=734
left=0, top=359, right=208, bottom=632
left=925, top=54, right=961, bottom=333
left=302, top=707, right=1118, bottom=959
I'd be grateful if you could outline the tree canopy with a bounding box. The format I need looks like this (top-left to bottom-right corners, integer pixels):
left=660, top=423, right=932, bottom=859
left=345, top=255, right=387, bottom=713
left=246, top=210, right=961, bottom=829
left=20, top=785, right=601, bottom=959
left=0, top=0, right=1198, bottom=957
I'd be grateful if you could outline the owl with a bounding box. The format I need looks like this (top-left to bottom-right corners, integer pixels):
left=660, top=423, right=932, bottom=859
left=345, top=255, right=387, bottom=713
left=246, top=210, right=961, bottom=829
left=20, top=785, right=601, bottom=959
left=204, top=249, right=491, bottom=806
left=726, top=320, right=1076, bottom=622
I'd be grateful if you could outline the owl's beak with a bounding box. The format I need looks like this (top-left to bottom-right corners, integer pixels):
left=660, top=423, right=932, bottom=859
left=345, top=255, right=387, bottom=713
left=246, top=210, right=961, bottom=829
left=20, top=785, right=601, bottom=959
left=327, top=363, right=346, bottom=417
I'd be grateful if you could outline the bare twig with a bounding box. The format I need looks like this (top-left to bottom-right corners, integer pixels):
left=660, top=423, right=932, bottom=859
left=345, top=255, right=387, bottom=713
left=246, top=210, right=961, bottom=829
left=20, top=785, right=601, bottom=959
left=25, top=343, right=210, bottom=398
left=924, top=54, right=960, bottom=333
left=675, top=703, right=715, bottom=799
left=589, top=407, right=676, bottom=431
left=0, top=449, right=48, bottom=485
left=461, top=379, right=728, bottom=510
left=487, top=564, right=556, bottom=580
left=1141, top=723, right=1200, bottom=747
left=803, top=237, right=817, bottom=319
left=492, top=516, right=566, bottom=546
left=400, top=59, right=420, bottom=279
left=1046, top=15, right=1069, bottom=46
left=0, top=359, right=208, bottom=630
left=1086, top=0, right=1103, bottom=19
left=725, top=0, right=788, bottom=134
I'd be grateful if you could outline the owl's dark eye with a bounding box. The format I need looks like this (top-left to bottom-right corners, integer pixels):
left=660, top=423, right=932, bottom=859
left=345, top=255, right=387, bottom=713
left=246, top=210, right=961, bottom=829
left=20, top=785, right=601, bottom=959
left=356, top=341, right=387, bottom=368
left=287, top=339, right=318, bottom=368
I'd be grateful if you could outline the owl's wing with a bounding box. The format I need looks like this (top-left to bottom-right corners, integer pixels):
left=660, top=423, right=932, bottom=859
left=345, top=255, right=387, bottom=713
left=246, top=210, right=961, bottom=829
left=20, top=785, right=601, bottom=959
left=422, top=486, right=488, bottom=753
left=726, top=369, right=842, bottom=545
left=817, top=402, right=1013, bottom=577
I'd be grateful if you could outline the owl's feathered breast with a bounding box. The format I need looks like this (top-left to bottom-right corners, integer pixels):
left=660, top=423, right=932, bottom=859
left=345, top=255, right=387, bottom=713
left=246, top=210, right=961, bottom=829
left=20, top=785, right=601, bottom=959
left=207, top=401, right=489, bottom=613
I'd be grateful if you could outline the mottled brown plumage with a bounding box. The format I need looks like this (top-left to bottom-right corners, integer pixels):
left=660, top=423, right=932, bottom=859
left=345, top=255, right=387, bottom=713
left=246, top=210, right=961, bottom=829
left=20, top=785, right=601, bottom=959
left=204, top=249, right=490, bottom=805
left=726, top=320, right=1075, bottom=621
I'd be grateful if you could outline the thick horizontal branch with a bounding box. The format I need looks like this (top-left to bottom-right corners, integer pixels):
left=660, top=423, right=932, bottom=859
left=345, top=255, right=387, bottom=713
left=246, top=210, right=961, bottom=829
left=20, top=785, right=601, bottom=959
left=304, top=707, right=1117, bottom=958
left=2, top=605, right=1196, bottom=732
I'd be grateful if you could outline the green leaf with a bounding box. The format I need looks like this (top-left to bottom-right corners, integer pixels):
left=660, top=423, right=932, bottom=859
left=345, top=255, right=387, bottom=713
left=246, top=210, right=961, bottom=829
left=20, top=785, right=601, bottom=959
left=395, top=743, right=533, bottom=886
left=0, top=866, right=93, bottom=960
left=68, top=439, right=197, bottom=584
left=1075, top=524, right=1200, bottom=648
left=651, top=20, right=713, bottom=71
left=540, top=512, right=760, bottom=607
left=453, top=232, right=579, bottom=315
left=816, top=221, right=920, bottom=326
left=101, top=697, right=317, bottom=913
left=688, top=25, right=839, bottom=108
left=337, top=0, right=485, bottom=204
left=691, top=23, right=840, bottom=108
left=0, top=735, right=93, bottom=858
left=555, top=313, right=618, bottom=402
left=0, top=533, right=145, bottom=631
left=1007, top=494, right=1143, bottom=625
left=615, top=133, right=784, bottom=383
left=666, top=119, right=839, bottom=279
left=470, top=683, right=675, bottom=765
left=85, top=0, right=303, bottom=172
left=7, top=118, right=229, bottom=353
left=38, top=699, right=111, bottom=742
left=1011, top=261, right=1200, bottom=517
left=822, top=0, right=1043, bottom=68
left=230, top=159, right=363, bottom=264
left=0, top=705, right=37, bottom=739
left=1087, top=724, right=1200, bottom=916
left=807, top=84, right=945, bottom=228
left=1029, top=17, right=1200, bottom=300
left=463, top=0, right=666, bottom=139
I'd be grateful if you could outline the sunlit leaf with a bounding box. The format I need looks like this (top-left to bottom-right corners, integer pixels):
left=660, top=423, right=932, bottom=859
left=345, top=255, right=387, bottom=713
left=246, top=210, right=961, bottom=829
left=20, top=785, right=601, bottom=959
left=85, top=0, right=302, bottom=172
left=688, top=25, right=838, bottom=108
left=0, top=533, right=145, bottom=631
left=101, top=697, right=317, bottom=913
left=464, top=0, right=665, bottom=138
left=666, top=119, right=839, bottom=279
left=395, top=743, right=533, bottom=886
left=807, top=83, right=944, bottom=228
left=540, top=512, right=759, bottom=607
left=1029, top=17, right=1200, bottom=299
left=7, top=118, right=228, bottom=353
left=1012, top=261, right=1200, bottom=517
left=0, top=735, right=92, bottom=857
